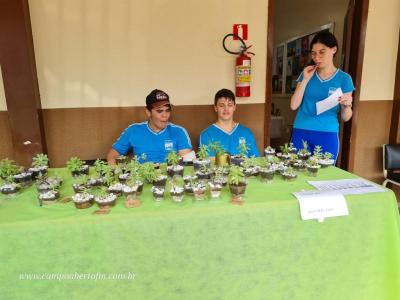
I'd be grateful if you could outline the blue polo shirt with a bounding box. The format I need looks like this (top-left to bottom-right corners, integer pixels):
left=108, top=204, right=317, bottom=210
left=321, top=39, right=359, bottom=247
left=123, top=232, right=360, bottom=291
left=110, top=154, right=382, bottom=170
left=199, top=123, right=259, bottom=157
left=112, top=122, right=192, bottom=163
left=293, top=69, right=355, bottom=132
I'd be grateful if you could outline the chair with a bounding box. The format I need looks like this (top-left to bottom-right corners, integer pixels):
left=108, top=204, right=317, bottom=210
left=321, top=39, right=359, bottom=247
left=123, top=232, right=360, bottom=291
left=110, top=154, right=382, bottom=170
left=383, top=144, right=400, bottom=187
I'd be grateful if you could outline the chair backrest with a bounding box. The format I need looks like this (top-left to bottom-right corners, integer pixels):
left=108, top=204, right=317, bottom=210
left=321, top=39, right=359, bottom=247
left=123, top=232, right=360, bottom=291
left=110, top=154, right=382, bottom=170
left=384, top=144, right=400, bottom=170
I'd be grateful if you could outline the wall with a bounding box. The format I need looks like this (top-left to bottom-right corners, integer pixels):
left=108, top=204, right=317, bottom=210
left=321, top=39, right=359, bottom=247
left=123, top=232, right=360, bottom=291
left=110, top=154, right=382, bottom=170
left=352, top=0, right=400, bottom=182
left=359, top=0, right=400, bottom=101
left=29, top=0, right=268, bottom=108
left=271, top=0, right=349, bottom=146
left=274, top=0, right=349, bottom=65
left=0, top=65, right=14, bottom=160
left=24, top=0, right=268, bottom=166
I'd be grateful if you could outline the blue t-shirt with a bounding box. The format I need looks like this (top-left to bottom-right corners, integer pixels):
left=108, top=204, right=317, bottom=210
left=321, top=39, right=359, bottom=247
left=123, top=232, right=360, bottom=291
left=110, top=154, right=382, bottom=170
left=112, top=122, right=192, bottom=163
left=293, top=69, right=355, bottom=132
left=199, top=123, right=259, bottom=157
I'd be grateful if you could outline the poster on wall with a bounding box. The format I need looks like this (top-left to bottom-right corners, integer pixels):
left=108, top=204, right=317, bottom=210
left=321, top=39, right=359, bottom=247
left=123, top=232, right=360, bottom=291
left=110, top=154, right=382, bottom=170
left=272, top=43, right=284, bottom=94
left=272, top=23, right=334, bottom=96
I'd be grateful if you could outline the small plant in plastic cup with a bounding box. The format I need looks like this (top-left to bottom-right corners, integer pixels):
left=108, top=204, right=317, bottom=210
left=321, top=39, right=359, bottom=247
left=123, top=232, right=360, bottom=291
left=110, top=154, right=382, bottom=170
left=208, top=181, right=222, bottom=199
left=306, top=158, right=321, bottom=177
left=170, top=176, right=185, bottom=202
left=192, top=181, right=207, bottom=201
left=152, top=186, right=165, bottom=202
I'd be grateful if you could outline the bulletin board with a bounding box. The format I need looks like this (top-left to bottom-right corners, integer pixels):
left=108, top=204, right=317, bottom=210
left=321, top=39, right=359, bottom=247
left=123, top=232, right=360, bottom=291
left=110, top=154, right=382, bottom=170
left=272, top=23, right=334, bottom=96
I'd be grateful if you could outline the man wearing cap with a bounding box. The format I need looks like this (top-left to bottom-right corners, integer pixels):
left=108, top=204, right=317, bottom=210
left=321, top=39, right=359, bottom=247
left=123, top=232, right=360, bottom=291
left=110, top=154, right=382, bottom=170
left=107, top=89, right=193, bottom=164
left=199, top=88, right=259, bottom=157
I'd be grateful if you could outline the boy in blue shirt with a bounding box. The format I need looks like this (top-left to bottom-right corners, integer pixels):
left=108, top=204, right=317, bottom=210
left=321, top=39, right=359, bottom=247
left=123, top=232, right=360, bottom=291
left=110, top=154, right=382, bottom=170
left=107, top=89, right=193, bottom=164
left=199, top=89, right=259, bottom=157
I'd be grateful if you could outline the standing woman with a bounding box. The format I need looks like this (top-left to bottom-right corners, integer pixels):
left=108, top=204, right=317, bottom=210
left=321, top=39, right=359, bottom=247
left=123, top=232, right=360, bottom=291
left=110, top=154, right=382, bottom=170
left=290, top=31, right=354, bottom=161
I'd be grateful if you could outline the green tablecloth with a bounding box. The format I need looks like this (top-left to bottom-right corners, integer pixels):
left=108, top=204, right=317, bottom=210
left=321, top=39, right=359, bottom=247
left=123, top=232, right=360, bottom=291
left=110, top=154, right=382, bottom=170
left=1, top=167, right=399, bottom=300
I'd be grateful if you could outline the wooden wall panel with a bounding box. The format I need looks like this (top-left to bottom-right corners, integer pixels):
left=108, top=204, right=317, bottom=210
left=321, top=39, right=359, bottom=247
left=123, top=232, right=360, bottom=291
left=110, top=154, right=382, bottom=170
left=352, top=100, right=393, bottom=182
left=43, top=104, right=265, bottom=167
left=0, top=0, right=46, bottom=166
left=0, top=111, right=14, bottom=159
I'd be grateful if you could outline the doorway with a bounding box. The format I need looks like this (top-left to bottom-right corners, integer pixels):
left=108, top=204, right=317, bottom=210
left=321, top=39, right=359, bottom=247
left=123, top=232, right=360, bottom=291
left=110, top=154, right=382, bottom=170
left=264, top=0, right=369, bottom=171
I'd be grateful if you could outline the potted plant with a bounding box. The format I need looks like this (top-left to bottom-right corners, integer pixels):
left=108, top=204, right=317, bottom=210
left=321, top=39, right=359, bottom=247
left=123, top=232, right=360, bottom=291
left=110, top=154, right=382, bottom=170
left=212, top=166, right=228, bottom=186
left=72, top=187, right=95, bottom=209
left=125, top=157, right=144, bottom=194
left=312, top=145, right=324, bottom=160
left=36, top=173, right=62, bottom=194
left=141, top=162, right=167, bottom=187
left=319, top=152, right=335, bottom=167
left=38, top=186, right=60, bottom=204
left=46, top=174, right=63, bottom=188
left=166, top=151, right=184, bottom=177
left=259, top=158, right=275, bottom=183
left=13, top=166, right=32, bottom=187
left=122, top=182, right=138, bottom=199
left=231, top=141, right=249, bottom=166
left=183, top=174, right=198, bottom=184
left=241, top=156, right=260, bottom=177
left=228, top=165, right=247, bottom=201
left=141, top=162, right=157, bottom=183
left=183, top=175, right=197, bottom=195
left=0, top=158, right=19, bottom=180
left=290, top=153, right=305, bottom=171
left=66, top=157, right=89, bottom=177
left=292, top=159, right=306, bottom=171
left=306, top=158, right=321, bottom=177
left=278, top=143, right=292, bottom=161
left=195, top=164, right=212, bottom=180
left=298, top=140, right=311, bottom=160
left=170, top=175, right=185, bottom=202
left=194, top=145, right=211, bottom=171
left=119, top=156, right=140, bottom=183
left=94, top=187, right=117, bottom=207
left=73, top=175, right=88, bottom=193
left=154, top=168, right=167, bottom=187
left=208, top=181, right=222, bottom=198
left=105, top=165, right=125, bottom=195
left=29, top=153, right=49, bottom=179
left=0, top=175, right=21, bottom=195
left=192, top=181, right=207, bottom=201
left=209, top=141, right=230, bottom=166
left=282, top=166, right=297, bottom=182
left=151, top=185, right=165, bottom=202
left=264, top=146, right=276, bottom=157
left=288, top=142, right=297, bottom=154
left=115, top=155, right=129, bottom=165
left=209, top=166, right=225, bottom=198
left=123, top=156, right=144, bottom=196
left=87, top=159, right=106, bottom=186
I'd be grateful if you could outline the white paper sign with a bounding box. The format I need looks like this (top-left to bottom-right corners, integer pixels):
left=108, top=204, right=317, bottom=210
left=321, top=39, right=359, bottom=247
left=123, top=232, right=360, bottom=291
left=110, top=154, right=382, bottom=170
left=308, top=179, right=385, bottom=195
left=316, top=88, right=343, bottom=115
left=293, top=191, right=349, bottom=222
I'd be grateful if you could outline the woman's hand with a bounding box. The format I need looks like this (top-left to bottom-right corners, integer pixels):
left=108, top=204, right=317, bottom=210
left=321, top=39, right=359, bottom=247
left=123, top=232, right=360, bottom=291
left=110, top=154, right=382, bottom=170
left=339, top=92, right=353, bottom=122
left=303, top=65, right=317, bottom=82
left=338, top=93, right=353, bottom=108
left=290, top=66, right=316, bottom=110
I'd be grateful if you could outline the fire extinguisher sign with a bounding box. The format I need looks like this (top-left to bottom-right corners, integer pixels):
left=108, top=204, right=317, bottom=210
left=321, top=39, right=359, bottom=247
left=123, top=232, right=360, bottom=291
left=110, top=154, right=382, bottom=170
left=233, top=24, right=248, bottom=40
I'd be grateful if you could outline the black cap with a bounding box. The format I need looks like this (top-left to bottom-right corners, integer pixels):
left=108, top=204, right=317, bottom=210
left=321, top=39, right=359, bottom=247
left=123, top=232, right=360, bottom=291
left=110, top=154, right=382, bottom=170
left=146, top=89, right=171, bottom=110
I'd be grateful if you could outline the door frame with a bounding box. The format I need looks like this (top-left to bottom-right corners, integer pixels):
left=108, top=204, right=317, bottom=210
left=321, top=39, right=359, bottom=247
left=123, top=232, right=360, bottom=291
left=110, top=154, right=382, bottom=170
left=264, top=0, right=370, bottom=172
left=389, top=30, right=400, bottom=144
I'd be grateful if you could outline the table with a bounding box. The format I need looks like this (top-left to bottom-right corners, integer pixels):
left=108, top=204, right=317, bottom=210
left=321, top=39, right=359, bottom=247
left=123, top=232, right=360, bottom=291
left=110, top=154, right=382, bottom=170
left=1, top=167, right=399, bottom=300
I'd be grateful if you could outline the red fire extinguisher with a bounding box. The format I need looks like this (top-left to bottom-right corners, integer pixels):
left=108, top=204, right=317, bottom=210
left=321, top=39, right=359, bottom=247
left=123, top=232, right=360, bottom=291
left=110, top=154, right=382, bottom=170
left=235, top=51, right=252, bottom=97
left=223, top=34, right=255, bottom=98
